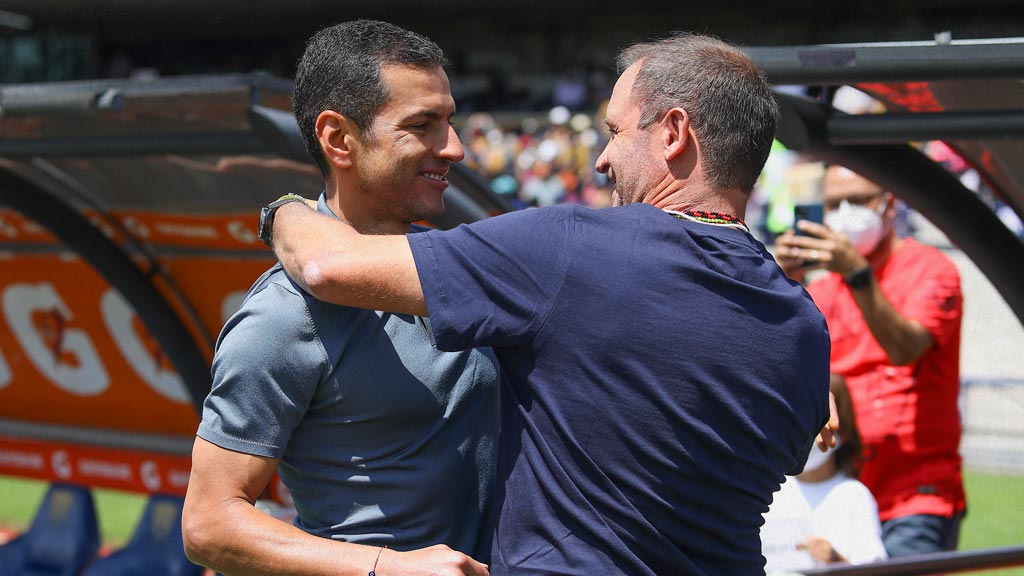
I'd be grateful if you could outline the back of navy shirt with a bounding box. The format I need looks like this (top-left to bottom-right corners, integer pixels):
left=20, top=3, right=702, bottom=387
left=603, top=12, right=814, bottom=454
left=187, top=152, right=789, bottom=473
left=408, top=203, right=830, bottom=575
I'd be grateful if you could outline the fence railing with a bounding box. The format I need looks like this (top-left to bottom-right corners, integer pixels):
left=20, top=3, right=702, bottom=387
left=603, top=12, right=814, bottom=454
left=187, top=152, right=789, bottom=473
left=799, top=545, right=1024, bottom=575
left=960, top=378, right=1024, bottom=475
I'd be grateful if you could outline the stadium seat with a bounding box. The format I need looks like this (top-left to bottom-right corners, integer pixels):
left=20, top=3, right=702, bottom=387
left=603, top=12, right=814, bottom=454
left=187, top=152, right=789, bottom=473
left=0, top=482, right=101, bottom=576
left=82, top=493, right=203, bottom=576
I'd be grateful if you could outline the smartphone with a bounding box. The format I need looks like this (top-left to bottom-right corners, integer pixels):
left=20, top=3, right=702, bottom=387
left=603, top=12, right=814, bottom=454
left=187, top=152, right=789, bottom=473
left=793, top=203, right=823, bottom=236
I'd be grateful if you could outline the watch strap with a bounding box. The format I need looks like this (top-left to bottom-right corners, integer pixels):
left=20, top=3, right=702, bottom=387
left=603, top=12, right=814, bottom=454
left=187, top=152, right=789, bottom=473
left=259, top=194, right=306, bottom=248
left=844, top=265, right=873, bottom=290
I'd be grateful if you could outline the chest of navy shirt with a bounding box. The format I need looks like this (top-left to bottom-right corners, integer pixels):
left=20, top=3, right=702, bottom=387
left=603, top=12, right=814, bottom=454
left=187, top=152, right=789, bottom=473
left=408, top=203, right=830, bottom=575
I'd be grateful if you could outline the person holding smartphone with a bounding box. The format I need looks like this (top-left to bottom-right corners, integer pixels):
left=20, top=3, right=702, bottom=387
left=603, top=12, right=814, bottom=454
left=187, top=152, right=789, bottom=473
left=773, top=165, right=966, bottom=559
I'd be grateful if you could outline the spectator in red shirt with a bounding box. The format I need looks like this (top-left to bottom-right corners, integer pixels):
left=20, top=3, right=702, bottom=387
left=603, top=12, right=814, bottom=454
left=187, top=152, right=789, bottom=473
left=773, top=165, right=965, bottom=558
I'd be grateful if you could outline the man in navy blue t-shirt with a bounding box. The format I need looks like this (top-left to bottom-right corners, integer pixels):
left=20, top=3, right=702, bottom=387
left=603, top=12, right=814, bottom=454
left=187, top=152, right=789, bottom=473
left=269, top=32, right=832, bottom=575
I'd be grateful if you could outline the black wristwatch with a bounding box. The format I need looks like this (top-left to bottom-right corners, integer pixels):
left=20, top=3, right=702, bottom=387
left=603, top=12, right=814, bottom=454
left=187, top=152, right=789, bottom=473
left=258, top=194, right=306, bottom=248
left=844, top=265, right=873, bottom=290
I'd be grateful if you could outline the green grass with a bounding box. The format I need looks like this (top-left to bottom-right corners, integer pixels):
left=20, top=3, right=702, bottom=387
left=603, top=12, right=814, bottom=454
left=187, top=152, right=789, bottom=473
left=960, top=470, right=1024, bottom=575
left=1, top=470, right=1024, bottom=572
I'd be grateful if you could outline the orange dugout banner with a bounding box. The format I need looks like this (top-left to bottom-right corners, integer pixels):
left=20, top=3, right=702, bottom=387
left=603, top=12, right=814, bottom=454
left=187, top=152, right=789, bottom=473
left=0, top=436, right=192, bottom=496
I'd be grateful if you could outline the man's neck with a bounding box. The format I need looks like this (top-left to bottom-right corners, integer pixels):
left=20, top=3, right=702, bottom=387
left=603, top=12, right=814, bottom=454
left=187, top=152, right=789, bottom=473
left=650, top=182, right=747, bottom=219
left=324, top=187, right=410, bottom=236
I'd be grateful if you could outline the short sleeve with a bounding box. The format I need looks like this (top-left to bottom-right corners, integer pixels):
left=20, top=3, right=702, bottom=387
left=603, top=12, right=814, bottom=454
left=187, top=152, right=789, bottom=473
left=408, top=206, right=576, bottom=352
left=828, top=481, right=888, bottom=565
left=197, top=275, right=328, bottom=458
left=901, top=255, right=962, bottom=348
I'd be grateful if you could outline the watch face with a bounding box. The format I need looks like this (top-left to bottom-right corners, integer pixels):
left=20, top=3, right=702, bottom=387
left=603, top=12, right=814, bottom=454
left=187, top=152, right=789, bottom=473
left=847, top=267, right=872, bottom=289
left=258, top=206, right=273, bottom=247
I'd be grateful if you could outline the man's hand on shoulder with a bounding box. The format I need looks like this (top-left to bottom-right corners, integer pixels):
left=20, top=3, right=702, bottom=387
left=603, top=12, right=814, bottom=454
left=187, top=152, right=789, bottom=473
left=378, top=544, right=489, bottom=576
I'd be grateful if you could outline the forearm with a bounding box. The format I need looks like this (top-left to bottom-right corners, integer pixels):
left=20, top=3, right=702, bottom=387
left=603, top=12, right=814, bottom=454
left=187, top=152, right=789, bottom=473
left=185, top=496, right=384, bottom=576
left=184, top=439, right=486, bottom=576
left=270, top=201, right=354, bottom=296
left=271, top=202, right=427, bottom=315
left=852, top=278, right=933, bottom=365
left=183, top=437, right=386, bottom=576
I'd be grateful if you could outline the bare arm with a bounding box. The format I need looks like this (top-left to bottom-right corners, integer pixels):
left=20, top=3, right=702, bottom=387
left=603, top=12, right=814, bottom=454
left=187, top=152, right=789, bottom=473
left=271, top=201, right=427, bottom=316
left=846, top=271, right=934, bottom=366
left=182, top=437, right=488, bottom=576
left=799, top=536, right=846, bottom=564
left=775, top=223, right=934, bottom=366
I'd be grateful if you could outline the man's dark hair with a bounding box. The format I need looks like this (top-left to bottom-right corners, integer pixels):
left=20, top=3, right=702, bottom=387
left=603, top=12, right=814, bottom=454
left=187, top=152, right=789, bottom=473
left=293, top=20, right=447, bottom=176
left=617, top=33, right=779, bottom=194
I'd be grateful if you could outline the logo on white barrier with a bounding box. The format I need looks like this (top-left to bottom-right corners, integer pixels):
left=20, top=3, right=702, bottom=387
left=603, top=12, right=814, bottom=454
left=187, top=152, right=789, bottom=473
left=141, top=460, right=162, bottom=491
left=51, top=450, right=72, bottom=479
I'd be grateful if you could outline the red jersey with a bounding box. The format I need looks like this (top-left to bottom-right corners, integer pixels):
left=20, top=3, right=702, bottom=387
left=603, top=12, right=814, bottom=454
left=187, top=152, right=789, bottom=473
left=807, top=238, right=965, bottom=521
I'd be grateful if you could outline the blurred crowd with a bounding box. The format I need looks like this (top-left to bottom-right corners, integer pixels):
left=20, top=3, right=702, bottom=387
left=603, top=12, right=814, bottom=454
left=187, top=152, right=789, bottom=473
left=457, top=105, right=615, bottom=212
left=458, top=85, right=1024, bottom=245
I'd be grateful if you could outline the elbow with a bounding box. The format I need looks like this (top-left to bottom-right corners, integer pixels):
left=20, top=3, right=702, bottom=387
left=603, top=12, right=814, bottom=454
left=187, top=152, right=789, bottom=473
left=278, top=243, right=327, bottom=298
left=298, top=256, right=333, bottom=301
left=181, top=505, right=221, bottom=569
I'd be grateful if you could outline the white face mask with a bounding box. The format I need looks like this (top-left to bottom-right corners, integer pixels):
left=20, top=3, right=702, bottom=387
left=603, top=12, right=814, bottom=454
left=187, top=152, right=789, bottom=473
left=802, top=439, right=841, bottom=472
left=825, top=198, right=888, bottom=256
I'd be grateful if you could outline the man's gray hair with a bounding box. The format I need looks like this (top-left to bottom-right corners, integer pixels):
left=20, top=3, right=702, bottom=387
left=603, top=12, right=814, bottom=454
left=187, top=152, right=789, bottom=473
left=617, top=33, right=779, bottom=194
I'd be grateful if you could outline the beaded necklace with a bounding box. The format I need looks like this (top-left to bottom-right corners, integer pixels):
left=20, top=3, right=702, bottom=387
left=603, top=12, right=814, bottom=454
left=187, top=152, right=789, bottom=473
left=663, top=209, right=749, bottom=232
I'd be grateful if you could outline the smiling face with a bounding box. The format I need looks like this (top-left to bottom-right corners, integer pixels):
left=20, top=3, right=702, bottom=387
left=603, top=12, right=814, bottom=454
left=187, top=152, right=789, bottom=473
left=595, top=62, right=661, bottom=206
left=353, top=64, right=465, bottom=227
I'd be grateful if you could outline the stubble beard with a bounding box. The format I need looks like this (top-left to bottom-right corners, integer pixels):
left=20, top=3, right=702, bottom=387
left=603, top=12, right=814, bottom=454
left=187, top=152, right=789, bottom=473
left=358, top=171, right=444, bottom=227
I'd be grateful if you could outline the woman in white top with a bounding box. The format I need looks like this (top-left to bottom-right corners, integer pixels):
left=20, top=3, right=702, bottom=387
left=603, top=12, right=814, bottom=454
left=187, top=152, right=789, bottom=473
left=761, top=375, right=888, bottom=573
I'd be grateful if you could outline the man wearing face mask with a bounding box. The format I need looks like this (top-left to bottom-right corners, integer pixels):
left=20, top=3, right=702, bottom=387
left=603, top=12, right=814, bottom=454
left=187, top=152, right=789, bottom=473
left=774, top=165, right=966, bottom=559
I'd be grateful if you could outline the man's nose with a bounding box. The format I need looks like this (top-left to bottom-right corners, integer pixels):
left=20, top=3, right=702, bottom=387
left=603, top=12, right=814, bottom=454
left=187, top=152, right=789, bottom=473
left=595, top=147, right=610, bottom=174
left=439, top=124, right=465, bottom=163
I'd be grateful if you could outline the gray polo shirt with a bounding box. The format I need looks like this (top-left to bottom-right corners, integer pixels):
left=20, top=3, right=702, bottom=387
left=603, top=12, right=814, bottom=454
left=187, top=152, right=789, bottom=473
left=198, top=197, right=499, bottom=558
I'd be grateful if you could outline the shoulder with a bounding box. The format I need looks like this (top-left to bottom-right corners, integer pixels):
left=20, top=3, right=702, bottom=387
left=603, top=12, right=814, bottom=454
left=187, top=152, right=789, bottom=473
left=414, top=205, right=586, bottom=249
left=241, top=266, right=314, bottom=319
left=238, top=263, right=374, bottom=332
left=489, top=203, right=583, bottom=226
left=897, top=239, right=959, bottom=275
left=830, top=476, right=878, bottom=503
left=806, top=271, right=843, bottom=298
left=244, top=263, right=300, bottom=301
left=217, top=264, right=319, bottom=350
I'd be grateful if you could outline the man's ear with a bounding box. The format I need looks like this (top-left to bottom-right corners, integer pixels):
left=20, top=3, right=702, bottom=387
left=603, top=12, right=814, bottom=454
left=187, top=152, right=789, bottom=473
left=316, top=110, right=359, bottom=169
left=662, top=107, right=690, bottom=161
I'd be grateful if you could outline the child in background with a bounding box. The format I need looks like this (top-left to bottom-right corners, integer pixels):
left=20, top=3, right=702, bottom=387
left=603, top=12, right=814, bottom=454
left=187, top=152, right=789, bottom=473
left=761, top=375, right=888, bottom=573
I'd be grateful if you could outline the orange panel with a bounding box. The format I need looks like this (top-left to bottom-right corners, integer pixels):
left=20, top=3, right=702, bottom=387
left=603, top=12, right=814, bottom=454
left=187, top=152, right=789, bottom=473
left=0, top=253, right=274, bottom=437
left=0, top=436, right=192, bottom=496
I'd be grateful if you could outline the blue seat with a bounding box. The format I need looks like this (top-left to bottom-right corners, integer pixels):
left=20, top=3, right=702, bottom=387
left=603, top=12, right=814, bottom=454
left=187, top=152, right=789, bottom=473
left=0, top=482, right=101, bottom=576
left=81, top=494, right=203, bottom=576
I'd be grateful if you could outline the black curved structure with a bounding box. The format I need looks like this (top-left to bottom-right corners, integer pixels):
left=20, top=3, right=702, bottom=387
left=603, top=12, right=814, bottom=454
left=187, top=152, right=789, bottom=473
left=745, top=37, right=1024, bottom=325
left=0, top=167, right=213, bottom=414
left=773, top=92, right=1024, bottom=322
left=0, top=73, right=512, bottom=417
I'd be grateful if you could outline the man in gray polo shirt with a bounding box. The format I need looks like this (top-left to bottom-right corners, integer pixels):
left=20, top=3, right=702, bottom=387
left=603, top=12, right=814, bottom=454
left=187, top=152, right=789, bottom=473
left=182, top=21, right=496, bottom=576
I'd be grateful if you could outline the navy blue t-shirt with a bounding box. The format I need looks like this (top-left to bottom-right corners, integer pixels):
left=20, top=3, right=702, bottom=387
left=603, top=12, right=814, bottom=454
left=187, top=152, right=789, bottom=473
left=408, top=203, right=830, bottom=575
